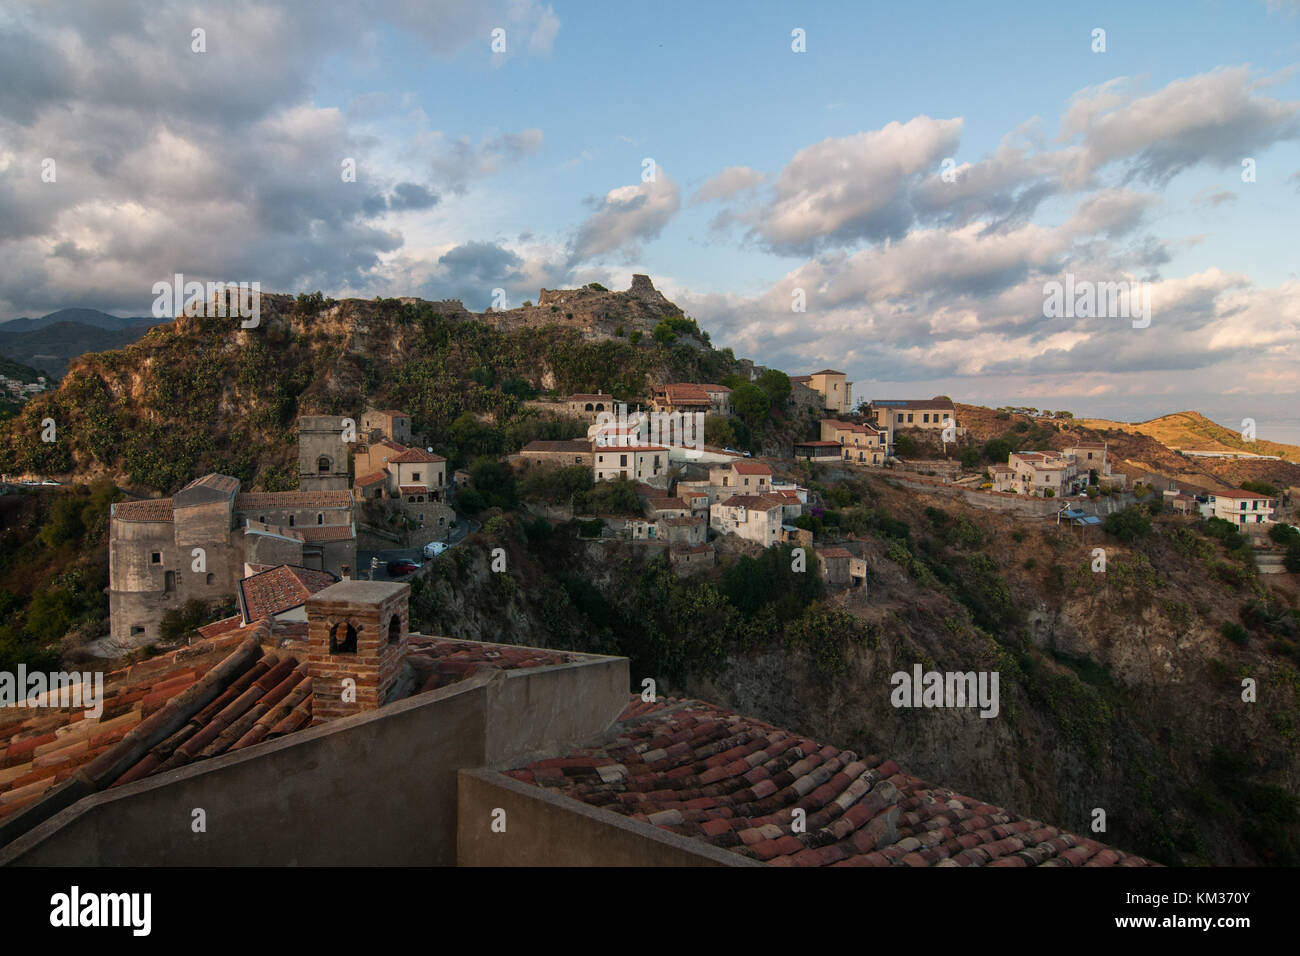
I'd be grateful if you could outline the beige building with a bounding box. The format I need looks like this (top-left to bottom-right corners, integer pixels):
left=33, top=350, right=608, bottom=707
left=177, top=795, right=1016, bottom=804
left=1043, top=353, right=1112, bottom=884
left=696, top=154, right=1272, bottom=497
left=651, top=383, right=713, bottom=416
left=708, top=460, right=773, bottom=493
left=709, top=494, right=785, bottom=547
left=790, top=370, right=852, bottom=415
left=820, top=419, right=886, bottom=464
left=109, top=475, right=356, bottom=645
left=992, top=451, right=1081, bottom=498
left=868, top=399, right=958, bottom=447
left=564, top=393, right=617, bottom=422
left=593, top=445, right=669, bottom=484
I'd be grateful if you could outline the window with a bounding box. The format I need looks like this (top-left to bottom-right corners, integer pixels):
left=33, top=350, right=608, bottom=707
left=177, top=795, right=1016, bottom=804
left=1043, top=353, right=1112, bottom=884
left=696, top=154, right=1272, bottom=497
left=330, top=622, right=358, bottom=654
left=907, top=413, right=914, bottom=423
left=388, top=614, right=402, bottom=644
left=288, top=515, right=295, bottom=526
left=259, top=515, right=266, bottom=523
left=923, top=413, right=930, bottom=423
left=412, top=472, right=421, bottom=482
left=438, top=472, right=443, bottom=486
left=151, top=552, right=162, bottom=564
left=164, top=570, right=176, bottom=592
left=408, top=496, right=416, bottom=503
left=620, top=454, right=627, bottom=467
left=206, top=573, right=214, bottom=585
left=317, top=456, right=331, bottom=474
left=130, top=626, right=145, bottom=637
left=317, top=513, right=324, bottom=525
left=585, top=403, right=594, bottom=412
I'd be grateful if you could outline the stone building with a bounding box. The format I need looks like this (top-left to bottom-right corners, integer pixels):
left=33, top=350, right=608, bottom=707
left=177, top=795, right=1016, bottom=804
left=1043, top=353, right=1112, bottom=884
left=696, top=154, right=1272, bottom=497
left=361, top=409, right=412, bottom=446
left=108, top=474, right=355, bottom=646
left=298, top=416, right=352, bottom=491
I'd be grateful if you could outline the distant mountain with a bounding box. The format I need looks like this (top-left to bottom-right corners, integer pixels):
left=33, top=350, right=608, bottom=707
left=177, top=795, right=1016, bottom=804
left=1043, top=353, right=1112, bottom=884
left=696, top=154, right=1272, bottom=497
left=0, top=318, right=159, bottom=378
left=0, top=308, right=155, bottom=333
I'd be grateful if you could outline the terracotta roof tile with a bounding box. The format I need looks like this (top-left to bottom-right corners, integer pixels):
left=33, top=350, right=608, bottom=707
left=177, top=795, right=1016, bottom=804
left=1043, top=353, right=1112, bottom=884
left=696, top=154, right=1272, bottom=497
left=507, top=696, right=1158, bottom=868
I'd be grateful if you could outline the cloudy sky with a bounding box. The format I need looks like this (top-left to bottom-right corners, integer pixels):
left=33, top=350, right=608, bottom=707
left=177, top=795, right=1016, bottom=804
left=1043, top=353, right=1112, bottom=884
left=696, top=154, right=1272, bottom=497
left=2, top=1, right=1299, bottom=437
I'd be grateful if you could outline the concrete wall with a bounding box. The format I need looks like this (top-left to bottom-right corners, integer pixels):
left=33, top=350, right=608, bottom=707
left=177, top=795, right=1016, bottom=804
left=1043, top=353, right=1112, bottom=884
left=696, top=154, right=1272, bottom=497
left=457, top=769, right=759, bottom=867
left=1, top=652, right=629, bottom=867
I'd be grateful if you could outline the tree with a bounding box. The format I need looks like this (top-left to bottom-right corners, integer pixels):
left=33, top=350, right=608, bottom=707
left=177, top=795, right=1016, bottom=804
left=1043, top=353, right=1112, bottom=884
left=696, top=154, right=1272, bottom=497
left=983, top=438, right=1012, bottom=463
left=730, top=382, right=770, bottom=426
left=755, top=369, right=792, bottom=405
left=959, top=446, right=980, bottom=469
left=1103, top=507, right=1152, bottom=543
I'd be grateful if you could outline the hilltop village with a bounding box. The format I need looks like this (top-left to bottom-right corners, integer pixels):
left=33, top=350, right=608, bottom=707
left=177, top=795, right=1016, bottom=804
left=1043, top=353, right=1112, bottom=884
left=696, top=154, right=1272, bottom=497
left=0, top=276, right=1295, bottom=870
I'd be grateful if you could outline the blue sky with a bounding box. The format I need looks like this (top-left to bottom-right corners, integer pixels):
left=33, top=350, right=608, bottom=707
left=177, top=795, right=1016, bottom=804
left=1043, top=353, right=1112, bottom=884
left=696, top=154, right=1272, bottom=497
left=2, top=0, right=1299, bottom=436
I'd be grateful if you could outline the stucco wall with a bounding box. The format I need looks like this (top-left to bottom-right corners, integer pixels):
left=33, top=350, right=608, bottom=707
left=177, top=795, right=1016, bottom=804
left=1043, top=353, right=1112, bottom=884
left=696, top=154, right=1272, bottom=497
left=1, top=651, right=629, bottom=867
left=457, top=769, right=759, bottom=867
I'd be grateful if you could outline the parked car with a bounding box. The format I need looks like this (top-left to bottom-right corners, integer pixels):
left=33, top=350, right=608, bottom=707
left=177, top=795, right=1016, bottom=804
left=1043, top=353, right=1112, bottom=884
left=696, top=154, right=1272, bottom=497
left=423, top=541, right=447, bottom=559
left=386, top=559, right=421, bottom=576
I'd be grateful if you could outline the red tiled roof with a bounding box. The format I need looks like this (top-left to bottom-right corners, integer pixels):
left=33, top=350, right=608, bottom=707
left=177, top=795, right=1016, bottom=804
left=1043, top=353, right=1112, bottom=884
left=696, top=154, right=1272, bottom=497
left=699, top=384, right=732, bottom=393
left=656, top=384, right=711, bottom=404
left=717, top=494, right=785, bottom=510
left=506, top=697, right=1157, bottom=868
left=235, top=491, right=353, bottom=510
left=296, top=524, right=354, bottom=543
left=0, top=631, right=602, bottom=841
left=818, top=547, right=853, bottom=559
left=1218, top=490, right=1276, bottom=500
left=809, top=369, right=845, bottom=376
left=600, top=444, right=668, bottom=453
left=566, top=393, right=615, bottom=402
left=732, top=462, right=772, bottom=476
left=111, top=498, right=175, bottom=522
left=647, top=497, right=688, bottom=511
left=238, top=565, right=339, bottom=623
left=824, top=419, right=879, bottom=435
left=390, top=448, right=445, bottom=464
left=399, top=484, right=428, bottom=493
left=355, top=470, right=388, bottom=487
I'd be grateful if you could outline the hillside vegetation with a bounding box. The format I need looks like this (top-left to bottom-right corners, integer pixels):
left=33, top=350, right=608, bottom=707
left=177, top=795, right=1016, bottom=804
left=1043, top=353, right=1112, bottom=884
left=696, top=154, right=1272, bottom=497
left=0, top=292, right=740, bottom=492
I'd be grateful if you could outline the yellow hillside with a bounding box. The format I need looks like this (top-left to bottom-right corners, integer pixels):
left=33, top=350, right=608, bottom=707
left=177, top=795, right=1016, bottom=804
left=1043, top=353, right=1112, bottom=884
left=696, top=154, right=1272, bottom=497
left=1077, top=411, right=1300, bottom=461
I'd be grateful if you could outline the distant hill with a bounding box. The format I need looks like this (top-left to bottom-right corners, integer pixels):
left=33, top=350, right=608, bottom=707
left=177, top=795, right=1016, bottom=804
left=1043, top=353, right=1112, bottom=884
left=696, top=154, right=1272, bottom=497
left=0, top=318, right=160, bottom=378
left=0, top=354, right=47, bottom=383
left=0, top=308, right=155, bottom=333
left=1078, top=411, right=1300, bottom=461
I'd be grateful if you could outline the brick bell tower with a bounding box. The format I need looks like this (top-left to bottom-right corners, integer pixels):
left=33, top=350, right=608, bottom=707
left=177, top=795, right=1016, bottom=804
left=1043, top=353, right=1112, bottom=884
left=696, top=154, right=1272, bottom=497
left=306, top=580, right=410, bottom=724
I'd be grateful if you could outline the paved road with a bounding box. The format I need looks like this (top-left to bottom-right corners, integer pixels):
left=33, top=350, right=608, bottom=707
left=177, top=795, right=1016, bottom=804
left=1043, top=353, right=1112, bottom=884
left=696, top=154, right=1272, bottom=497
left=357, top=512, right=480, bottom=582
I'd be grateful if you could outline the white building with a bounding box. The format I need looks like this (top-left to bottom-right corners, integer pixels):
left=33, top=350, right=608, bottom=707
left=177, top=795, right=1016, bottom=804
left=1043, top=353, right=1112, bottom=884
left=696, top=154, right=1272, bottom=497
left=1207, top=491, right=1276, bottom=527
left=593, top=445, right=668, bottom=483
left=709, top=494, right=786, bottom=547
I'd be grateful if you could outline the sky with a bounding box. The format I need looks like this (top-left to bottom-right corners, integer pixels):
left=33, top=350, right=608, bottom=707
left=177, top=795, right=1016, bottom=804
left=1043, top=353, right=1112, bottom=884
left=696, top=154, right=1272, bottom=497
left=1, top=0, right=1299, bottom=438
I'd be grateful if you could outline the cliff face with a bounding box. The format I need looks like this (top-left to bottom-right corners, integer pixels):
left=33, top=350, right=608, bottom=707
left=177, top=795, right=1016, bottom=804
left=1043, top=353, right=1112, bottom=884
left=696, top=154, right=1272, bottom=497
left=412, top=483, right=1300, bottom=867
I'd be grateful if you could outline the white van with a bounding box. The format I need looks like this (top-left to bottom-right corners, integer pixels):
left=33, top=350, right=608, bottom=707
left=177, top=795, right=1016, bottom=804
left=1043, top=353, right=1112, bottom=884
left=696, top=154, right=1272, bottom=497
left=423, top=541, right=447, bottom=559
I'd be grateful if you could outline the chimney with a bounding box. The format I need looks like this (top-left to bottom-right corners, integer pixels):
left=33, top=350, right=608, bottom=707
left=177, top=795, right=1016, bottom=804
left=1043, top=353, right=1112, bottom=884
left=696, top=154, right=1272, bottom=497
left=306, top=580, right=411, bottom=724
